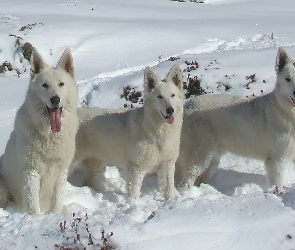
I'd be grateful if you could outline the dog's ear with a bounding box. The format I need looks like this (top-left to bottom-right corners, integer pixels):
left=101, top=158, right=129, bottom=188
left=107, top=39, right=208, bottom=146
left=144, top=66, right=159, bottom=93
left=276, top=47, right=293, bottom=73
left=57, top=48, right=75, bottom=78
left=166, top=64, right=183, bottom=90
left=30, top=49, right=47, bottom=78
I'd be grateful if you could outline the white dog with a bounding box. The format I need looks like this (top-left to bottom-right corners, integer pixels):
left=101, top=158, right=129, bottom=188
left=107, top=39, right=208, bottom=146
left=177, top=47, right=295, bottom=192
left=73, top=65, right=184, bottom=200
left=0, top=48, right=78, bottom=214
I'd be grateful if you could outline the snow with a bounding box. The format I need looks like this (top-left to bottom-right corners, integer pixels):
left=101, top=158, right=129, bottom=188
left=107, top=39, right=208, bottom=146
left=1, top=0, right=295, bottom=249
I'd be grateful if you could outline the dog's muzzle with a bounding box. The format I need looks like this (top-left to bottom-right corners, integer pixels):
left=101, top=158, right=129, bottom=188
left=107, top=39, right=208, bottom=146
left=161, top=107, right=175, bottom=124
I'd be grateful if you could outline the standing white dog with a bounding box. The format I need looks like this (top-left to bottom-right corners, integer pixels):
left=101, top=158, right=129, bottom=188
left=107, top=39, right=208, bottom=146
left=177, top=47, right=295, bottom=192
left=0, top=48, right=78, bottom=214
left=74, top=65, right=184, bottom=200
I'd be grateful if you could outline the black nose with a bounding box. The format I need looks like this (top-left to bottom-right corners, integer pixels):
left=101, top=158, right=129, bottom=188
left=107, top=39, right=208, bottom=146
left=50, top=95, right=60, bottom=106
left=166, top=106, right=174, bottom=116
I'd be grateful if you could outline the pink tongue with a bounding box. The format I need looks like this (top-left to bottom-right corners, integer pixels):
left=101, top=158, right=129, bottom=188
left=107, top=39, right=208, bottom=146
left=49, top=108, right=62, bottom=132
left=165, top=116, right=174, bottom=124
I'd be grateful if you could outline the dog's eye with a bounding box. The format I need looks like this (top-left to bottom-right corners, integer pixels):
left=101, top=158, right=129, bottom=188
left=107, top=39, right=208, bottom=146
left=157, top=95, right=163, bottom=99
left=293, top=90, right=295, bottom=96
left=286, top=77, right=291, bottom=82
left=59, top=82, right=64, bottom=87
left=171, top=94, right=175, bottom=97
left=42, top=83, right=49, bottom=88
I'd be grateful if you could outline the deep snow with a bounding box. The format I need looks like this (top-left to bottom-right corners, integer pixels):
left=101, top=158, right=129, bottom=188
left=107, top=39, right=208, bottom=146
left=1, top=0, right=295, bottom=249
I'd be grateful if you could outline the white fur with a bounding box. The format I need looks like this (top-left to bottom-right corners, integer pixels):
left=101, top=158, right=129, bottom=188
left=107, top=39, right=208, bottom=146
left=177, top=47, right=295, bottom=192
left=0, top=48, right=79, bottom=214
left=184, top=94, right=250, bottom=114
left=73, top=65, right=184, bottom=200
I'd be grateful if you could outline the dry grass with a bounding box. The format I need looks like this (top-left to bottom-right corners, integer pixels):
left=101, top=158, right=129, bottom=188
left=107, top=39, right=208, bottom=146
left=55, top=213, right=114, bottom=250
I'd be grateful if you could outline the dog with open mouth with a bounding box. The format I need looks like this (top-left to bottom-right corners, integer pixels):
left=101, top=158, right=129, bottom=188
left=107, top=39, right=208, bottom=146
left=72, top=64, right=184, bottom=200
left=0, top=48, right=79, bottom=214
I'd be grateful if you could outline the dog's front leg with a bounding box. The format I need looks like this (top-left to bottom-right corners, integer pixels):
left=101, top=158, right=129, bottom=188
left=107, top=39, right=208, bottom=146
left=177, top=163, right=205, bottom=192
left=177, top=150, right=212, bottom=192
left=22, top=168, right=41, bottom=214
left=157, top=160, right=176, bottom=200
left=52, top=170, right=68, bottom=213
left=264, top=154, right=285, bottom=191
left=195, top=154, right=221, bottom=185
left=126, top=162, right=145, bottom=199
left=83, top=157, right=106, bottom=190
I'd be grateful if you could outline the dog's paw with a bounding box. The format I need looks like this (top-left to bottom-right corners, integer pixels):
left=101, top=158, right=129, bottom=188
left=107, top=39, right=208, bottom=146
left=177, top=182, right=191, bottom=193
left=126, top=197, right=139, bottom=206
left=267, top=185, right=284, bottom=195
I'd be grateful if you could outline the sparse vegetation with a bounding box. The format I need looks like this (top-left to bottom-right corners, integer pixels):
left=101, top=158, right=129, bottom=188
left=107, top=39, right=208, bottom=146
left=0, top=61, right=13, bottom=73
left=121, top=85, right=143, bottom=106
left=183, top=60, right=199, bottom=72
left=55, top=213, right=114, bottom=250
left=118, top=58, right=267, bottom=106
left=245, top=73, right=256, bottom=89
left=19, top=22, right=43, bottom=32
left=9, top=34, right=23, bottom=45
left=120, top=70, right=206, bottom=107
left=0, top=40, right=34, bottom=77
left=158, top=55, right=163, bottom=63
left=0, top=24, right=38, bottom=77
left=224, top=83, right=232, bottom=92
left=269, top=33, right=274, bottom=40
left=183, top=73, right=206, bottom=98
left=22, top=42, right=35, bottom=61
left=217, top=81, right=232, bottom=92
left=168, top=56, right=180, bottom=61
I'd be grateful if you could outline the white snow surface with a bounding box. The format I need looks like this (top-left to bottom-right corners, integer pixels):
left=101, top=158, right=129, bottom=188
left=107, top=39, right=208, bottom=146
left=1, top=0, right=295, bottom=249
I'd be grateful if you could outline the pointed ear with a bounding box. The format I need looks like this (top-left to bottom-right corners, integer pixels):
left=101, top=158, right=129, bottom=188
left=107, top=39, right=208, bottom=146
left=57, top=48, right=75, bottom=78
left=30, top=49, right=47, bottom=78
left=144, top=66, right=160, bottom=93
left=166, top=64, right=183, bottom=90
left=276, top=47, right=292, bottom=73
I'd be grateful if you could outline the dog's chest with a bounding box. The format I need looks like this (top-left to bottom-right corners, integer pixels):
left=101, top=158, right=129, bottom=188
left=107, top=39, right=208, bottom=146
left=133, top=129, right=180, bottom=168
left=23, top=130, right=75, bottom=170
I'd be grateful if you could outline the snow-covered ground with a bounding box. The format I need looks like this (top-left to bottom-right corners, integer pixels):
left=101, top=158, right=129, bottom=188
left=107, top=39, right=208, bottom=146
left=1, top=0, right=295, bottom=249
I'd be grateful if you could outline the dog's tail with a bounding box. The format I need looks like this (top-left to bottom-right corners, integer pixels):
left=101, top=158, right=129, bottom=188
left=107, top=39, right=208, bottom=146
left=0, top=155, right=8, bottom=207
